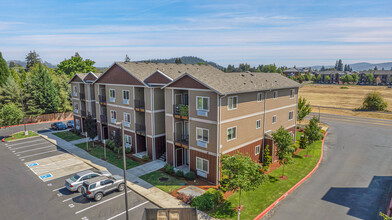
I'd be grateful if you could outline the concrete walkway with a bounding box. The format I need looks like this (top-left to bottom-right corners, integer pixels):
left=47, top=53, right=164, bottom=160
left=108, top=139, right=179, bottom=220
left=127, top=160, right=166, bottom=177
left=69, top=137, right=88, bottom=145
left=39, top=133, right=214, bottom=219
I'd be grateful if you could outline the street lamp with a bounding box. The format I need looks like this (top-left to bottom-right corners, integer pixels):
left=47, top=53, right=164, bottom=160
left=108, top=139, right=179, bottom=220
left=115, top=120, right=129, bottom=220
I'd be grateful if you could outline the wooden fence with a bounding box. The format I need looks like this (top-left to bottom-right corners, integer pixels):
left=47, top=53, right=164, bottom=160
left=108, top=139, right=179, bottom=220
left=22, top=112, right=73, bottom=124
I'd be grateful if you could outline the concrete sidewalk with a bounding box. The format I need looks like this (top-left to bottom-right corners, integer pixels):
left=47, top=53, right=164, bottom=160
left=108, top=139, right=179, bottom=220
left=127, top=160, right=166, bottom=177
left=69, top=137, right=88, bottom=145
left=39, top=133, right=216, bottom=219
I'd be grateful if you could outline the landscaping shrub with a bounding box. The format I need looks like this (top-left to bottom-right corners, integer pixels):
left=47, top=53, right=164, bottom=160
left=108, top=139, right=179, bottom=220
left=340, top=86, right=349, bottom=89
left=74, top=129, right=81, bottom=136
left=106, top=140, right=115, bottom=150
left=176, top=170, right=184, bottom=177
left=205, top=188, right=224, bottom=204
left=299, top=135, right=308, bottom=149
left=142, top=155, right=150, bottom=162
left=263, top=145, right=272, bottom=171
left=125, top=147, right=132, bottom=154
left=163, top=163, right=169, bottom=170
left=184, top=171, right=196, bottom=180
left=191, top=192, right=216, bottom=211
left=177, top=192, right=194, bottom=205
left=165, top=164, right=174, bottom=175
left=361, top=91, right=388, bottom=111
left=210, top=201, right=236, bottom=219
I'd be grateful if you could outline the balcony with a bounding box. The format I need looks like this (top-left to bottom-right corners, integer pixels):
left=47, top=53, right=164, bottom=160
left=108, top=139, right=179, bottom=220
left=99, top=95, right=107, bottom=105
left=173, top=104, right=189, bottom=120
left=174, top=133, right=189, bottom=149
left=80, top=93, right=86, bottom=100
left=135, top=123, right=146, bottom=136
left=100, top=114, right=107, bottom=124
left=134, top=100, right=145, bottom=112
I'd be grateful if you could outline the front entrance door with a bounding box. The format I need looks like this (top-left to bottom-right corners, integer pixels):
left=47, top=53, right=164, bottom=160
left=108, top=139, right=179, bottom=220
left=176, top=148, right=183, bottom=167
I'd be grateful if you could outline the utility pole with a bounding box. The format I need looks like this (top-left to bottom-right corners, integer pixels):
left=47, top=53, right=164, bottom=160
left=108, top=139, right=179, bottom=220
left=121, top=120, right=129, bottom=219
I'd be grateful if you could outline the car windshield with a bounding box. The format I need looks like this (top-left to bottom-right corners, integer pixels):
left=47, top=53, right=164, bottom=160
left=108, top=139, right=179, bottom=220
left=70, top=174, right=80, bottom=181
left=56, top=122, right=63, bottom=126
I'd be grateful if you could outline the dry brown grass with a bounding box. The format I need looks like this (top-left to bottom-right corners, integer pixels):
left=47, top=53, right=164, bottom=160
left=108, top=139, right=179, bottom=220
left=299, top=84, right=392, bottom=120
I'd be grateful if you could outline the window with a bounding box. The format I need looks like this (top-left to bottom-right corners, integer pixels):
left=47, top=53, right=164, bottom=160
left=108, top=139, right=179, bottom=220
left=75, top=119, right=80, bottom=130
left=272, top=115, right=277, bottom=124
left=110, top=110, right=117, bottom=123
left=256, top=119, right=261, bottom=129
left=289, top=111, right=294, bottom=121
left=290, top=89, right=295, bottom=99
left=123, top=113, right=131, bottom=127
left=196, top=128, right=209, bottom=143
left=73, top=86, right=77, bottom=96
left=257, top=93, right=263, bottom=102
left=123, top=90, right=130, bottom=104
left=228, top=96, right=238, bottom=110
left=196, top=157, right=209, bottom=173
left=109, top=89, right=116, bottom=102
left=255, top=145, right=260, bottom=155
left=196, top=96, right=209, bottom=111
left=73, top=103, right=79, bottom=113
left=227, top=127, right=237, bottom=141
left=273, top=91, right=278, bottom=99
left=125, top=135, right=132, bottom=148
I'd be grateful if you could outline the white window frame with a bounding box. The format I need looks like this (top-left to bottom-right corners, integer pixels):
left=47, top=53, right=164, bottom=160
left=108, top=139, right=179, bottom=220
left=73, top=86, right=77, bottom=96
left=255, top=145, right=260, bottom=155
left=196, top=157, right=209, bottom=173
left=257, top=92, right=263, bottom=102
left=109, top=89, right=116, bottom=102
left=75, top=119, right=80, bottom=130
left=196, top=96, right=209, bottom=111
left=123, top=112, right=131, bottom=127
left=110, top=110, right=117, bottom=123
left=256, top=119, right=261, bottom=129
left=74, top=103, right=79, bottom=113
left=123, top=90, right=130, bottom=104
left=289, top=111, right=294, bottom=121
left=227, top=96, right=238, bottom=110
left=273, top=91, right=278, bottom=99
left=125, top=135, right=132, bottom=148
left=290, top=89, right=295, bottom=99
left=272, top=115, right=277, bottom=124
left=196, top=127, right=209, bottom=144
left=227, top=126, right=237, bottom=141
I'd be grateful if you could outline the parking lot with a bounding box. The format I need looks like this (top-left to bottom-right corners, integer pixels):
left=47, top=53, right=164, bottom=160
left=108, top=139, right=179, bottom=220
left=0, top=134, right=157, bottom=220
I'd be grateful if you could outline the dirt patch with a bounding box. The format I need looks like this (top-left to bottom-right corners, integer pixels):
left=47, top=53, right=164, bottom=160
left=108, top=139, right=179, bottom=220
left=304, top=155, right=311, bottom=158
left=279, top=175, right=288, bottom=180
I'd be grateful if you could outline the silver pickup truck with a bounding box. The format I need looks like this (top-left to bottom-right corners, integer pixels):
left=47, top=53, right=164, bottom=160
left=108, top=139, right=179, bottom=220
left=81, top=175, right=125, bottom=201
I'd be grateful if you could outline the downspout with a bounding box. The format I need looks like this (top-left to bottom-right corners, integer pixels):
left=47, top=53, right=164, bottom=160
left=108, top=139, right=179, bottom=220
left=216, top=94, right=224, bottom=185
left=294, top=88, right=299, bottom=143
left=261, top=92, right=267, bottom=162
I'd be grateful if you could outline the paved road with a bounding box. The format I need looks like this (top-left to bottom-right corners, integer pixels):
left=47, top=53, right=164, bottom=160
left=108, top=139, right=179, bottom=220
left=0, top=121, right=69, bottom=139
left=0, top=134, right=156, bottom=220
left=267, top=113, right=392, bottom=220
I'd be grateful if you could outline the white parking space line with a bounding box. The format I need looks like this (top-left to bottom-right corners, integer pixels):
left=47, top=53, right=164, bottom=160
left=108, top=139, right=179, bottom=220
left=63, top=195, right=82, bottom=202
left=75, top=190, right=132, bottom=215
left=14, top=146, right=53, bottom=154
left=36, top=161, right=84, bottom=174
left=7, top=139, right=44, bottom=146
left=107, top=201, right=149, bottom=220
left=11, top=142, right=50, bottom=150
left=53, top=186, right=66, bottom=192
left=19, top=149, right=59, bottom=159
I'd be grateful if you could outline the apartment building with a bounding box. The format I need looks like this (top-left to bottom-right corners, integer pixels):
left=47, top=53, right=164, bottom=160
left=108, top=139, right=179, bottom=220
left=163, top=71, right=300, bottom=184
left=69, top=72, right=101, bottom=132
left=70, top=63, right=300, bottom=185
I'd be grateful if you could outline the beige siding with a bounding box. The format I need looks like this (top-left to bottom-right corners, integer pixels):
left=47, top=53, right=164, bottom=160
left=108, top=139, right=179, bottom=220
left=264, top=106, right=297, bottom=132
left=105, top=85, right=134, bottom=107
left=106, top=106, right=135, bottom=130
left=220, top=91, right=265, bottom=121
left=165, top=88, right=173, bottom=114
left=145, top=112, right=152, bottom=135
left=189, top=120, right=217, bottom=154
left=165, top=116, right=173, bottom=141
left=154, top=88, right=165, bottom=110
left=154, top=112, right=165, bottom=135
left=265, top=88, right=297, bottom=110
left=189, top=90, right=217, bottom=122
left=145, top=88, right=151, bottom=111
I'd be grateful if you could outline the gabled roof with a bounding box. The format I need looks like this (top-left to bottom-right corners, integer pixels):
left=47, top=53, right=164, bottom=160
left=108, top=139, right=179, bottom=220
left=164, top=71, right=301, bottom=95
left=68, top=72, right=101, bottom=84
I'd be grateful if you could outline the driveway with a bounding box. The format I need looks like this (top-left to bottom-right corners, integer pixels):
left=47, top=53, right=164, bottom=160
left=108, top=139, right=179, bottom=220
left=267, top=113, right=392, bottom=220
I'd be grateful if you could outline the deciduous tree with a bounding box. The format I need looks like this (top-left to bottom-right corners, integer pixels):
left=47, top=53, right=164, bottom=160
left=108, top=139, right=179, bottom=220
left=361, top=91, right=388, bottom=111
left=297, top=97, right=312, bottom=123
left=304, top=116, right=323, bottom=156
left=56, top=53, right=97, bottom=76
left=85, top=113, right=97, bottom=150
left=272, top=127, right=295, bottom=178
left=0, top=103, right=23, bottom=127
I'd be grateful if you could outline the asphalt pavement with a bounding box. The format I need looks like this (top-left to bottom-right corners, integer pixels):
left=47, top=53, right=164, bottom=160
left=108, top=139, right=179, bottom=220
left=267, top=113, right=392, bottom=220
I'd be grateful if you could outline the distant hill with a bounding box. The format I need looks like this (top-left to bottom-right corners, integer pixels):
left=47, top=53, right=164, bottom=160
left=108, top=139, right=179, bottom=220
left=138, top=56, right=224, bottom=69
left=308, top=62, right=392, bottom=71
left=7, top=60, right=56, bottom=68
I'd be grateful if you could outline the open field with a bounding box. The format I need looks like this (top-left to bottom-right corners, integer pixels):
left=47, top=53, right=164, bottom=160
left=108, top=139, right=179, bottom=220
left=299, top=85, right=392, bottom=120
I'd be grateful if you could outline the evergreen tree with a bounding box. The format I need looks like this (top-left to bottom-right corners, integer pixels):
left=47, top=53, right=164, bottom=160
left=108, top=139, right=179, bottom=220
left=175, top=58, right=182, bottom=64
left=338, top=59, right=343, bottom=71
left=0, top=103, right=23, bottom=127
left=374, top=66, right=378, bottom=70
left=320, top=66, right=325, bottom=71
left=74, top=52, right=81, bottom=57
left=28, top=63, right=60, bottom=115
left=25, top=50, right=41, bottom=71
left=263, top=145, right=272, bottom=171
left=52, top=73, right=72, bottom=112
left=0, top=52, right=11, bottom=86
left=0, top=76, right=22, bottom=109
left=8, top=61, right=16, bottom=68
left=124, top=54, right=130, bottom=62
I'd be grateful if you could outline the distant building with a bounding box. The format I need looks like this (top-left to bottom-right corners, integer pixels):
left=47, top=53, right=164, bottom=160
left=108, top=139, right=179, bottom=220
left=283, top=68, right=309, bottom=77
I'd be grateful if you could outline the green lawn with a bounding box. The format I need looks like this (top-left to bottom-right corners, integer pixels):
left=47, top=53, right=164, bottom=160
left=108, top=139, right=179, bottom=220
left=140, top=171, right=187, bottom=193
left=212, top=133, right=323, bottom=219
left=75, top=142, right=140, bottom=170
left=4, top=131, right=38, bottom=141
left=53, top=131, right=82, bottom=142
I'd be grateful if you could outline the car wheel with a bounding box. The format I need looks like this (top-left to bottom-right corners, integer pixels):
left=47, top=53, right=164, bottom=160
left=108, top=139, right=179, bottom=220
left=94, top=192, right=103, bottom=201
left=118, top=183, right=125, bottom=192
left=77, top=186, right=82, bottom=193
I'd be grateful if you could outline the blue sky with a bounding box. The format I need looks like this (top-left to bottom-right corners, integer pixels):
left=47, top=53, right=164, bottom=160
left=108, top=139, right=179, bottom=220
left=0, top=0, right=391, bottom=67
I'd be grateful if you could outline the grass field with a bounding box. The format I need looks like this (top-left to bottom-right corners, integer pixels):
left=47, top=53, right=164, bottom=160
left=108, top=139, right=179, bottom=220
left=75, top=142, right=140, bottom=170
left=212, top=132, right=323, bottom=219
left=53, top=131, right=82, bottom=142
left=4, top=131, right=38, bottom=141
left=299, top=84, right=392, bottom=119
left=140, top=171, right=186, bottom=193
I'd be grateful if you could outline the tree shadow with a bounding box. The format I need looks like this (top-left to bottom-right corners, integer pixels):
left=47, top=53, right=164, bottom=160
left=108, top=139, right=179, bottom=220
left=321, top=176, right=392, bottom=220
